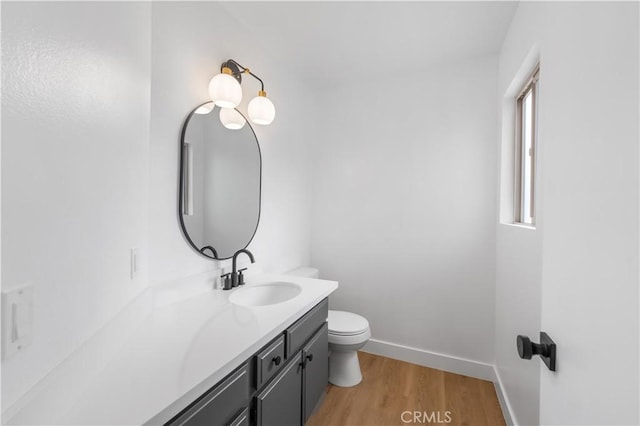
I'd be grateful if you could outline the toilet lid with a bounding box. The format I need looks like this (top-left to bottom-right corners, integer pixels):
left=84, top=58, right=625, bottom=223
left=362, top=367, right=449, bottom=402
left=328, top=310, right=369, bottom=336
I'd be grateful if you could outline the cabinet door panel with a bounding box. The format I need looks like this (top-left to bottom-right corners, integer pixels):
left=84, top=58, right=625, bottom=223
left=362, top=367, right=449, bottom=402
left=256, top=353, right=302, bottom=426
left=302, top=323, right=328, bottom=422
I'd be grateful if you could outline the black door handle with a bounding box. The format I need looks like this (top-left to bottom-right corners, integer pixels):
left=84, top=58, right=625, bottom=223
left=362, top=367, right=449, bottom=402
left=516, top=332, right=556, bottom=371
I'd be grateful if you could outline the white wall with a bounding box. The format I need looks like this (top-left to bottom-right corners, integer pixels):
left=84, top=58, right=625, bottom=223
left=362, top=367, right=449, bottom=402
left=2, top=1, right=315, bottom=415
left=149, top=2, right=314, bottom=282
left=310, top=56, right=498, bottom=365
left=1, top=2, right=151, bottom=411
left=497, top=2, right=639, bottom=425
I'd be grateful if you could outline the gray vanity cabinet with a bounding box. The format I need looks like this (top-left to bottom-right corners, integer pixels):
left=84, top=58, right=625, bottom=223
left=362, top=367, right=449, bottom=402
left=165, top=299, right=328, bottom=426
left=255, top=301, right=329, bottom=426
left=254, top=324, right=328, bottom=426
left=255, top=352, right=303, bottom=426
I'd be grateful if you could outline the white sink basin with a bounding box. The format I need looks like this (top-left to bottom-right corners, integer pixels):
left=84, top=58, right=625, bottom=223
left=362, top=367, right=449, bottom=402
left=229, top=282, right=302, bottom=307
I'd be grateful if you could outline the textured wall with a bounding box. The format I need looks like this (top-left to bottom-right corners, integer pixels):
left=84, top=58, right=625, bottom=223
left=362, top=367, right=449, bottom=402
left=2, top=2, right=151, bottom=410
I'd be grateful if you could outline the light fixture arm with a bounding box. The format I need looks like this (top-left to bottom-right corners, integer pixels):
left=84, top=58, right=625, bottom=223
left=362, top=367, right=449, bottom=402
left=222, top=59, right=265, bottom=93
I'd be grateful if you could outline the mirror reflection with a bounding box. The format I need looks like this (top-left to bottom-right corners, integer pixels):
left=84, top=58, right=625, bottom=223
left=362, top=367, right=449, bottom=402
left=179, top=102, right=261, bottom=260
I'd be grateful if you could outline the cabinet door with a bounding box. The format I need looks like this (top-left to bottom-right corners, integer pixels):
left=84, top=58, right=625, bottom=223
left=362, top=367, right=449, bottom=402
left=255, top=352, right=303, bottom=426
left=302, top=323, right=328, bottom=422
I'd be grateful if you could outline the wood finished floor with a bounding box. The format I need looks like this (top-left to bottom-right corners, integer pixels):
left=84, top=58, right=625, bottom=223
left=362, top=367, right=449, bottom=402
left=307, top=352, right=505, bottom=426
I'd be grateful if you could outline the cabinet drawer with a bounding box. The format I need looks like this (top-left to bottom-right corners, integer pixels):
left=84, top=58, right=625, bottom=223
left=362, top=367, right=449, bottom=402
left=286, top=298, right=328, bottom=358
left=167, top=363, right=250, bottom=426
left=256, top=335, right=286, bottom=389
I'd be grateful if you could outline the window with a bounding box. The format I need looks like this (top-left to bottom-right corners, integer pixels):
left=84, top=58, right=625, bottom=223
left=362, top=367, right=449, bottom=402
left=514, top=66, right=539, bottom=225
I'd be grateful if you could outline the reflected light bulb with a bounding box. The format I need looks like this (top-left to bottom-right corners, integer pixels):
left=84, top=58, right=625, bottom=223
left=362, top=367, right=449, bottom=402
left=194, top=102, right=214, bottom=114
left=219, top=107, right=246, bottom=130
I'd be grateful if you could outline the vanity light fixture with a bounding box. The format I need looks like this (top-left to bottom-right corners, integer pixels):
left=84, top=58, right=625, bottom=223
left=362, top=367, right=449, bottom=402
left=208, top=59, right=275, bottom=128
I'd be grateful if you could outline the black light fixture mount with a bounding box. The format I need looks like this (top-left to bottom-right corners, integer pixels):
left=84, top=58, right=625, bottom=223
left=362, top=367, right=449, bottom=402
left=209, top=58, right=275, bottom=127
left=220, top=59, right=265, bottom=92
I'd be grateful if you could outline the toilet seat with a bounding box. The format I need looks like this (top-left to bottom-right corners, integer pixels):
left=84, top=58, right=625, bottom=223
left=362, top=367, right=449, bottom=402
left=328, top=310, right=370, bottom=336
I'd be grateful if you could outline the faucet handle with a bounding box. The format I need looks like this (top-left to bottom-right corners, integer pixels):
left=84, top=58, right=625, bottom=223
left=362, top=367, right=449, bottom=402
left=220, top=273, right=232, bottom=291
left=238, top=268, right=248, bottom=285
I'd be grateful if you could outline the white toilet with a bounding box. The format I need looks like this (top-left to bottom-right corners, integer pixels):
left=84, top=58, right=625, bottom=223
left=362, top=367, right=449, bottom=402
left=327, top=310, right=371, bottom=387
left=287, top=267, right=371, bottom=387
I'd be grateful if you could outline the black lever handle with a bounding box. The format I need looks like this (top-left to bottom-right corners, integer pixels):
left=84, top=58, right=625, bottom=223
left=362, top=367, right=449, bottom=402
left=306, top=354, right=314, bottom=362
left=221, top=273, right=232, bottom=291
left=517, top=332, right=556, bottom=371
left=238, top=268, right=248, bottom=286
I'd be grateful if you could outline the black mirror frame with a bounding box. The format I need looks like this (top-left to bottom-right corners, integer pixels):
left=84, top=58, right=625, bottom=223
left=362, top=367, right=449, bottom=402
left=177, top=101, right=262, bottom=260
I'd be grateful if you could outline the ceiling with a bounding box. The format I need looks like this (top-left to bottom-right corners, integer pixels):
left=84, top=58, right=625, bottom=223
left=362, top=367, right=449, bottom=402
left=220, top=1, right=519, bottom=89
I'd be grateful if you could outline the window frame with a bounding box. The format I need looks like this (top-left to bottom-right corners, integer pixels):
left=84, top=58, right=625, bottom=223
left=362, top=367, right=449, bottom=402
left=514, top=65, right=539, bottom=226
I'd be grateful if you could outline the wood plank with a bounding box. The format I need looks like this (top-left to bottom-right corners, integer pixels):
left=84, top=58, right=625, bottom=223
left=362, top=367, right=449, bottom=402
left=307, top=352, right=505, bottom=426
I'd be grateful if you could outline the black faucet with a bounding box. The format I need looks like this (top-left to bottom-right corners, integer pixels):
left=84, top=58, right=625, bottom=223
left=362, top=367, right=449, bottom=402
left=231, top=249, right=255, bottom=287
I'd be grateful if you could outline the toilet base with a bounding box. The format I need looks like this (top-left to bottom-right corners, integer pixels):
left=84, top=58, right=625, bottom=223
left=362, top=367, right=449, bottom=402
left=329, top=350, right=363, bottom=387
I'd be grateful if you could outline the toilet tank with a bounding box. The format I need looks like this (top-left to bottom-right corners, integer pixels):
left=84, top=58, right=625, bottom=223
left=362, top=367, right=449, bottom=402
left=286, top=267, right=320, bottom=279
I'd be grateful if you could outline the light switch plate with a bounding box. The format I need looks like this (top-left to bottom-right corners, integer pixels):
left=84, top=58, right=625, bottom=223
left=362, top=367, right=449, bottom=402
left=2, top=284, right=34, bottom=360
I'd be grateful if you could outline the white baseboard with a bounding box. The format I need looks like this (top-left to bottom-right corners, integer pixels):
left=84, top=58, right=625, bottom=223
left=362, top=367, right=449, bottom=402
left=362, top=338, right=497, bottom=382
left=493, top=366, right=516, bottom=426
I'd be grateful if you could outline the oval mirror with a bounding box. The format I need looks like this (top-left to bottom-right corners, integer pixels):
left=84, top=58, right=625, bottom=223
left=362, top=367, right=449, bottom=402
left=178, top=102, right=261, bottom=260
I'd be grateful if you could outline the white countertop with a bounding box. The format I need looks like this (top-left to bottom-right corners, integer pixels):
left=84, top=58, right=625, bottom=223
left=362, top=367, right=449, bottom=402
left=6, top=273, right=337, bottom=425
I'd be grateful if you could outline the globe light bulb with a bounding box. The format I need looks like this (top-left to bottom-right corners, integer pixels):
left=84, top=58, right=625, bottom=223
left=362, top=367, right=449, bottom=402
left=208, top=67, right=242, bottom=108
left=248, top=91, right=275, bottom=125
